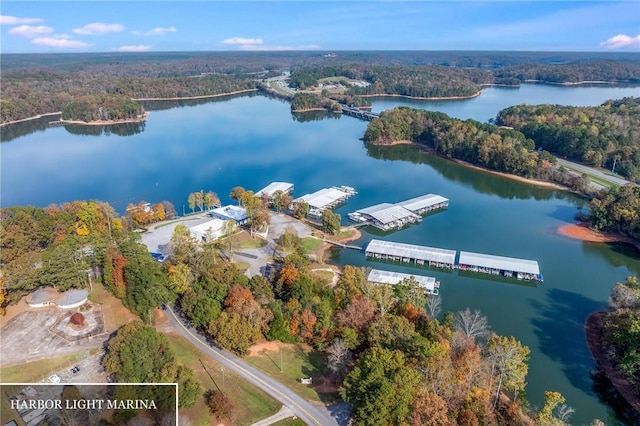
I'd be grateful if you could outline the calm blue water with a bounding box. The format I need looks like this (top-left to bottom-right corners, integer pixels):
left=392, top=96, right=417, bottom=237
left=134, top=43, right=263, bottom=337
left=2, top=84, right=640, bottom=424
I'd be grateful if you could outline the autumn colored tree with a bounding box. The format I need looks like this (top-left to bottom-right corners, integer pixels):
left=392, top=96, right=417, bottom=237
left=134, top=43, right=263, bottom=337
left=208, top=311, right=261, bottom=355
left=155, top=202, right=166, bottom=221
left=300, top=308, right=317, bottom=342
left=322, top=209, right=341, bottom=235
left=291, top=200, right=309, bottom=219
left=229, top=186, right=246, bottom=205
left=409, top=390, right=454, bottom=426
left=167, top=263, right=194, bottom=295
left=206, top=390, right=235, bottom=423
left=336, top=296, right=375, bottom=334
left=0, top=278, right=9, bottom=316
left=203, top=191, right=220, bottom=210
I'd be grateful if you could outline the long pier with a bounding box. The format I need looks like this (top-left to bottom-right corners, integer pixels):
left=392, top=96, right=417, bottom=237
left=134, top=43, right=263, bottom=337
left=341, top=105, right=379, bottom=121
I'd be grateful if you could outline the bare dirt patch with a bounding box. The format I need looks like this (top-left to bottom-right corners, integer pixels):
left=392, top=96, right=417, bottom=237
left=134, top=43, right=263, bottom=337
left=248, top=341, right=288, bottom=357
left=558, top=223, right=640, bottom=249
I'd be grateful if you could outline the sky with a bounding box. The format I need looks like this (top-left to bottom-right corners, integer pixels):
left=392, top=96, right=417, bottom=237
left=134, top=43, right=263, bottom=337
left=1, top=1, right=639, bottom=53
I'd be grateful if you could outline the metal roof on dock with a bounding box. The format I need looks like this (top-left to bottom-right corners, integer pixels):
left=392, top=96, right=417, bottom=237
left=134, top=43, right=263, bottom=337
left=295, top=187, right=353, bottom=209
left=458, top=251, right=540, bottom=275
left=368, top=269, right=437, bottom=291
left=365, top=239, right=456, bottom=264
left=398, top=194, right=449, bottom=213
left=366, top=205, right=421, bottom=225
left=256, top=182, right=294, bottom=197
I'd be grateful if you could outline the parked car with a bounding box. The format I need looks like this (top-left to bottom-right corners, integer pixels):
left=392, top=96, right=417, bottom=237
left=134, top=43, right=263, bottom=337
left=48, top=374, right=61, bottom=383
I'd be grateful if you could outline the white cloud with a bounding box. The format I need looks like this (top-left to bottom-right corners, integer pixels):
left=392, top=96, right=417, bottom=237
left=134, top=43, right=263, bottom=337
left=73, top=22, right=124, bottom=35
left=221, top=36, right=318, bottom=51
left=132, top=26, right=176, bottom=36
left=600, top=34, right=640, bottom=49
left=239, top=44, right=320, bottom=51
left=32, top=35, right=90, bottom=49
left=112, top=44, right=152, bottom=52
left=0, top=15, right=43, bottom=25
left=8, top=25, right=54, bottom=38
left=221, top=37, right=264, bottom=45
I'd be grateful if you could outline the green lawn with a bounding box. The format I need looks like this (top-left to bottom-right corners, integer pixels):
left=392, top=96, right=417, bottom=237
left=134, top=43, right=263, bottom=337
left=300, top=237, right=323, bottom=254
left=167, top=334, right=280, bottom=426
left=246, top=343, right=339, bottom=405
left=272, top=419, right=306, bottom=426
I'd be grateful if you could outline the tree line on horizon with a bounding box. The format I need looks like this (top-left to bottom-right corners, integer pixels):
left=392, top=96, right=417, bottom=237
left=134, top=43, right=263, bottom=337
left=2, top=54, right=639, bottom=124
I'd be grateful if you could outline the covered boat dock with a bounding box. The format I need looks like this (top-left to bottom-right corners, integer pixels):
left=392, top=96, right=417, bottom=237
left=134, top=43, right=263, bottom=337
left=256, top=181, right=294, bottom=199
left=348, top=193, right=448, bottom=230
left=398, top=194, right=449, bottom=214
left=294, top=186, right=356, bottom=216
left=458, top=251, right=542, bottom=281
left=368, top=269, right=440, bottom=295
left=365, top=239, right=456, bottom=269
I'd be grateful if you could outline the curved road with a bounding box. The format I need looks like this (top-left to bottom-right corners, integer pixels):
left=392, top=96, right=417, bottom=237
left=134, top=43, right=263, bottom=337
left=163, top=307, right=339, bottom=426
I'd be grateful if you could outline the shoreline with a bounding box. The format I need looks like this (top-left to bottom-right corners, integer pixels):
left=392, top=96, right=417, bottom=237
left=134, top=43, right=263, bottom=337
left=0, top=89, right=259, bottom=127
left=50, top=113, right=147, bottom=127
left=368, top=140, right=568, bottom=190
left=557, top=223, right=640, bottom=250
left=585, top=311, right=640, bottom=415
left=132, top=88, right=258, bottom=101
left=360, top=90, right=482, bottom=101
left=0, top=111, right=62, bottom=128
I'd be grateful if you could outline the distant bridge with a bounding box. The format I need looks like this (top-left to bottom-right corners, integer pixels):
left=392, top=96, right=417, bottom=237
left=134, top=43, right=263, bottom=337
left=341, top=105, right=379, bottom=121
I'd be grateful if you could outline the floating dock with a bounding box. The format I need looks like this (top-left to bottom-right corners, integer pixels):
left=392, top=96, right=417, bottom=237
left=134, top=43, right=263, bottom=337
left=365, top=239, right=456, bottom=269
left=294, top=186, right=356, bottom=216
left=256, top=181, right=294, bottom=199
left=458, top=251, right=543, bottom=282
left=368, top=269, right=440, bottom=295
left=349, top=193, right=448, bottom=230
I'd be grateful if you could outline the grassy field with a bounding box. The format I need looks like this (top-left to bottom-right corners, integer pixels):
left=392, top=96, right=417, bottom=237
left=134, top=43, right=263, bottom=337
left=246, top=343, right=339, bottom=405
left=0, top=349, right=100, bottom=383
left=166, top=334, right=280, bottom=426
left=559, top=164, right=618, bottom=189
left=272, top=419, right=306, bottom=426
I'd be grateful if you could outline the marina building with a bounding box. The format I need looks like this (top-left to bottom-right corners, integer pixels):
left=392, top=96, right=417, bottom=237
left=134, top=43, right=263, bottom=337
left=208, top=205, right=248, bottom=225
left=458, top=251, right=543, bottom=281
left=365, top=239, right=456, bottom=269
left=368, top=269, right=440, bottom=295
left=349, top=193, right=448, bottom=230
left=190, top=218, right=232, bottom=242
left=255, top=181, right=294, bottom=199
left=293, top=186, right=357, bottom=216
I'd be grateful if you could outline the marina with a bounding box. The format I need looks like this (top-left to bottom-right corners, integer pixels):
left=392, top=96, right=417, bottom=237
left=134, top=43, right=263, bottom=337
left=365, top=239, right=457, bottom=269
left=367, top=269, right=440, bottom=295
left=293, top=185, right=357, bottom=216
left=458, top=251, right=543, bottom=282
left=349, top=193, right=448, bottom=230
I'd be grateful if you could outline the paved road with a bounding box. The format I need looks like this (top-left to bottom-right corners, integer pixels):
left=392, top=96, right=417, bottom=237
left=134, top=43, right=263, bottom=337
left=163, top=307, right=339, bottom=426
left=556, top=158, right=631, bottom=187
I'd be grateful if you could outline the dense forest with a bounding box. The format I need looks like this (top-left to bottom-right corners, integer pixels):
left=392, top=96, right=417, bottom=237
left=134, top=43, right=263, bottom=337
left=497, top=97, right=640, bottom=180
left=289, top=64, right=489, bottom=98
left=586, top=184, right=640, bottom=239
left=2, top=51, right=638, bottom=124
left=0, top=195, right=590, bottom=425
left=290, top=92, right=341, bottom=112
left=61, top=94, right=143, bottom=122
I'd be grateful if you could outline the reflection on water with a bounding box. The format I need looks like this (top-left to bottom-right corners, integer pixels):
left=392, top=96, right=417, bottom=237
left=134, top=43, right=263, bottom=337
left=365, top=143, right=576, bottom=202
left=583, top=243, right=640, bottom=275
left=1, top=114, right=61, bottom=143
left=591, top=369, right=640, bottom=426
left=62, top=121, right=146, bottom=137
left=291, top=110, right=342, bottom=123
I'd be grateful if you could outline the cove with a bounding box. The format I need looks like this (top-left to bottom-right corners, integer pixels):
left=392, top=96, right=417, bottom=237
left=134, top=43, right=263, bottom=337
left=2, top=84, right=640, bottom=424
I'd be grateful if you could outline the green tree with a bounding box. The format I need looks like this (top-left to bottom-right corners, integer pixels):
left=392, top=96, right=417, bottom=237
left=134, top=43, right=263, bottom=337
left=291, top=201, right=309, bottom=219
left=341, top=346, right=421, bottom=426
left=322, top=209, right=341, bottom=235
left=208, top=311, right=261, bottom=355
left=487, top=334, right=530, bottom=406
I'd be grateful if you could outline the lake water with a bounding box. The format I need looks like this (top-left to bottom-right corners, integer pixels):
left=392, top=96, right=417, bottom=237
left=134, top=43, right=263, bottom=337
left=2, top=84, right=640, bottom=424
